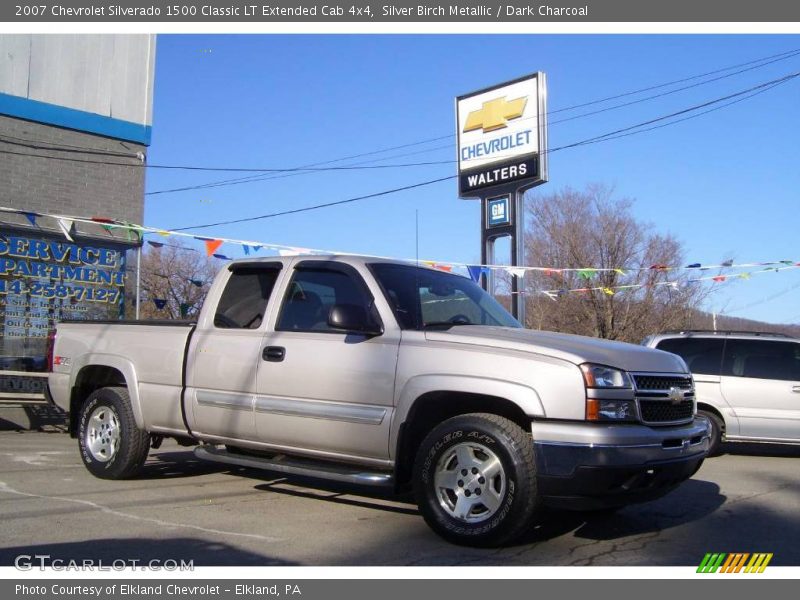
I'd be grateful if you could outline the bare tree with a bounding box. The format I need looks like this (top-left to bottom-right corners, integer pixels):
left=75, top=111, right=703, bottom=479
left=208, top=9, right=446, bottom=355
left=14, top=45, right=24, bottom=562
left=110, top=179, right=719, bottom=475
left=135, top=242, right=220, bottom=320
left=524, top=184, right=714, bottom=342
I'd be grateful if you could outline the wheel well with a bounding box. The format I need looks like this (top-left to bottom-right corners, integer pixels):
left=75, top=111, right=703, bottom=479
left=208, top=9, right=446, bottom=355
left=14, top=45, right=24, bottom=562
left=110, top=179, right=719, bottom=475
left=697, top=403, right=726, bottom=433
left=394, top=391, right=531, bottom=488
left=69, top=366, right=127, bottom=437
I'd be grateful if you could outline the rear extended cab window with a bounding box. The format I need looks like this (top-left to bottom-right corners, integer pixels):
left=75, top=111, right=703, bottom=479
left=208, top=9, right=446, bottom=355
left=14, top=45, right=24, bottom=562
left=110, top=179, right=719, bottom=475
left=214, top=266, right=281, bottom=329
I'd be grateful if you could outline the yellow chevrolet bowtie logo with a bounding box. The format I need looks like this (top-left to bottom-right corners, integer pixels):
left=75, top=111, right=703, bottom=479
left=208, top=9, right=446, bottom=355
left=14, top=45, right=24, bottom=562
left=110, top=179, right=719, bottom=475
left=464, top=96, right=528, bottom=133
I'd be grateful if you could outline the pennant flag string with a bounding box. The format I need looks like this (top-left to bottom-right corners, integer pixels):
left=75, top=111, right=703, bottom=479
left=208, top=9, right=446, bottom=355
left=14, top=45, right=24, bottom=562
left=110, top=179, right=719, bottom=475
left=534, top=264, right=800, bottom=298
left=0, top=204, right=796, bottom=279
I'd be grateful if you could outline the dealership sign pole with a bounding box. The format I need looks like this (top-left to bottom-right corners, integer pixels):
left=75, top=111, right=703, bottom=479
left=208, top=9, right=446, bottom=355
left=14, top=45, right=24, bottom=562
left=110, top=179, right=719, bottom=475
left=456, top=72, right=548, bottom=325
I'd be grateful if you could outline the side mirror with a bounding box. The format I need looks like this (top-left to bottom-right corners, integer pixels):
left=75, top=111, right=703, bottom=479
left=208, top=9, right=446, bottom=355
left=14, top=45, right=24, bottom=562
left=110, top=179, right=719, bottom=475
left=328, top=304, right=382, bottom=336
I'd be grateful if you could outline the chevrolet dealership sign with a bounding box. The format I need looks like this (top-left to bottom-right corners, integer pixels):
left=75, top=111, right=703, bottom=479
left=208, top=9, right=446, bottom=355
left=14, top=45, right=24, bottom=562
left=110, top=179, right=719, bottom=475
left=456, top=73, right=548, bottom=196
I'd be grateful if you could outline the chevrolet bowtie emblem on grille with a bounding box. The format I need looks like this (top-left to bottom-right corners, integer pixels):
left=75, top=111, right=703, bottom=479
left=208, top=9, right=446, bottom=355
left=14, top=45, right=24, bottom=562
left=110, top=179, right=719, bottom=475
left=669, top=387, right=685, bottom=404
left=463, top=96, right=528, bottom=133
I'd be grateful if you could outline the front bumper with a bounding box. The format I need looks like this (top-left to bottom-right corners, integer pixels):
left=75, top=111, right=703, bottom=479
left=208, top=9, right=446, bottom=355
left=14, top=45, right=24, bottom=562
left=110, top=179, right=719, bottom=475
left=532, top=417, right=711, bottom=510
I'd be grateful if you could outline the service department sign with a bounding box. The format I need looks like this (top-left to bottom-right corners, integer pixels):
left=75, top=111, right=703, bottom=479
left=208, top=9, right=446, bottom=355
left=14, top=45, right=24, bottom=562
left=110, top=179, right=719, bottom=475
left=456, top=72, right=548, bottom=197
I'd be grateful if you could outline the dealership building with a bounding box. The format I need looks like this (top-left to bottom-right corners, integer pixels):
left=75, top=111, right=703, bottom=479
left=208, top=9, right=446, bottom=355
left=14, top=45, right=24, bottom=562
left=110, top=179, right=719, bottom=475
left=0, top=34, right=155, bottom=427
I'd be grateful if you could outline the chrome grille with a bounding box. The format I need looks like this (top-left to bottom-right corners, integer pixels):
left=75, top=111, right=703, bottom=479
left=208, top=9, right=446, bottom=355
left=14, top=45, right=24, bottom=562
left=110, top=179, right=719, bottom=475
left=632, top=373, right=695, bottom=425
left=633, top=374, right=693, bottom=391
left=639, top=399, right=695, bottom=423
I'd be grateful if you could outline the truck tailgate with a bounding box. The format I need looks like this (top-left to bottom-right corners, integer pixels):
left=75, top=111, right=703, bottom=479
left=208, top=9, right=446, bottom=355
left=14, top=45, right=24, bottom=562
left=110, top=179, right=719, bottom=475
left=49, top=320, right=196, bottom=434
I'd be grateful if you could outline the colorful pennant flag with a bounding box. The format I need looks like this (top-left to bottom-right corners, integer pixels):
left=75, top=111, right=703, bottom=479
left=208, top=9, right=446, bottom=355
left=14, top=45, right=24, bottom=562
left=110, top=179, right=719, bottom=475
left=467, top=266, right=483, bottom=283
left=147, top=241, right=164, bottom=249
left=204, top=239, right=223, bottom=256
left=179, top=303, right=191, bottom=318
left=252, top=245, right=263, bottom=253
left=23, top=212, right=38, bottom=227
left=153, top=298, right=167, bottom=310
left=189, top=279, right=204, bottom=287
left=212, top=253, right=231, bottom=260
left=242, top=244, right=251, bottom=256
left=712, top=276, right=727, bottom=282
left=57, top=218, right=74, bottom=242
left=721, top=259, right=734, bottom=267
left=506, top=267, right=526, bottom=278
left=578, top=269, right=596, bottom=280
left=686, top=263, right=701, bottom=269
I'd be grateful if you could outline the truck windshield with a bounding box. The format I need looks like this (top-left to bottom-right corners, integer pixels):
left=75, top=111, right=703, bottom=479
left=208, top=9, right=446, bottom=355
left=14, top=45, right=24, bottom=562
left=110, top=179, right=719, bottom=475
left=369, top=263, right=521, bottom=330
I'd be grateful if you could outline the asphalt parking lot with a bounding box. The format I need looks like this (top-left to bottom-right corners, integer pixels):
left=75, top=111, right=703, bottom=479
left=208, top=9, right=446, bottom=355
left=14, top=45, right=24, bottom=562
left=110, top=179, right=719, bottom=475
left=0, top=431, right=798, bottom=567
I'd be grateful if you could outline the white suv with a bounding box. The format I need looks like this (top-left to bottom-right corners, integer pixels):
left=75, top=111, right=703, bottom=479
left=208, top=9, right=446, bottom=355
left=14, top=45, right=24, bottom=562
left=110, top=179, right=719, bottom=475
left=643, top=331, right=800, bottom=454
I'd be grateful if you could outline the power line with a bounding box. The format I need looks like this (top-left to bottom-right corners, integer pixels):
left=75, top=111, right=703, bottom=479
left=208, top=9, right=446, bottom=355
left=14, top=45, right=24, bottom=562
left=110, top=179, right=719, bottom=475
left=170, top=70, right=798, bottom=232
left=169, top=175, right=457, bottom=231
left=146, top=45, right=800, bottom=196
left=547, top=45, right=800, bottom=114
left=0, top=145, right=453, bottom=173
left=547, top=70, right=800, bottom=153
left=145, top=144, right=455, bottom=195
left=547, top=49, right=800, bottom=126
left=0, top=133, right=141, bottom=158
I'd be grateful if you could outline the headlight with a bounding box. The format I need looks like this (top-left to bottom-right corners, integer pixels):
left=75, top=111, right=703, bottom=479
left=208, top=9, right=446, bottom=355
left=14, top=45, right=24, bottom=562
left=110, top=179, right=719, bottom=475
left=586, top=399, right=638, bottom=422
left=580, top=363, right=632, bottom=388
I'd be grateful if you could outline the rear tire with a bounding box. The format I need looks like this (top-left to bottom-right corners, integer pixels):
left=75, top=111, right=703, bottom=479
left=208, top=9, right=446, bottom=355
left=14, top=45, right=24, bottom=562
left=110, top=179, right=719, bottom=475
left=413, top=413, right=539, bottom=547
left=78, top=386, right=150, bottom=479
left=700, top=410, right=724, bottom=457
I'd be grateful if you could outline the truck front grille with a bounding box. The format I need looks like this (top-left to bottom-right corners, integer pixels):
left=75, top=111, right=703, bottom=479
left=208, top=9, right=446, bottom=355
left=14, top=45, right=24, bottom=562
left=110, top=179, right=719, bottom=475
left=639, top=399, right=695, bottom=424
left=632, top=374, right=693, bottom=391
left=632, top=373, right=695, bottom=425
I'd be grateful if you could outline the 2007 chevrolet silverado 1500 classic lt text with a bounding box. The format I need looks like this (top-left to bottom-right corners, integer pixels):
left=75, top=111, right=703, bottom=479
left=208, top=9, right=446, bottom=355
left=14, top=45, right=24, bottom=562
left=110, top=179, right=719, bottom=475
left=47, top=255, right=710, bottom=546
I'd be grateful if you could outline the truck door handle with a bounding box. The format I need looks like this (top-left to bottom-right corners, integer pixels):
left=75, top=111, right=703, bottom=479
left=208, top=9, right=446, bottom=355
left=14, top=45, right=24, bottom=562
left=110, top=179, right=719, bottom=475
left=262, top=346, right=286, bottom=362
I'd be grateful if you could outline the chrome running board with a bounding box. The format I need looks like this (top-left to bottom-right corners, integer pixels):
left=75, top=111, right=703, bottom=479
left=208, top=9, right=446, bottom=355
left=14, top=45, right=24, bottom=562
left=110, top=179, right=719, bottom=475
left=194, top=445, right=394, bottom=487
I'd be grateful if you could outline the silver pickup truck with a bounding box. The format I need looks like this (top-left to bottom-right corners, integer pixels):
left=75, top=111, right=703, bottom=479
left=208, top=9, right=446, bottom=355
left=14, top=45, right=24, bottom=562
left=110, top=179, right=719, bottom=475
left=47, top=255, right=710, bottom=546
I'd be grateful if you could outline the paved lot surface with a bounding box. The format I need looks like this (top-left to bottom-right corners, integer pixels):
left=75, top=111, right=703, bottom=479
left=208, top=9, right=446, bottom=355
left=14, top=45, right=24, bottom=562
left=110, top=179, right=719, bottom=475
left=0, top=431, right=798, bottom=566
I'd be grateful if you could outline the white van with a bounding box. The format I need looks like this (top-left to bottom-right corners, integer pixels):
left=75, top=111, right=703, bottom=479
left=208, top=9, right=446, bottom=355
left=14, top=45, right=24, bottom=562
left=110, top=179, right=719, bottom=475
left=643, top=331, right=800, bottom=454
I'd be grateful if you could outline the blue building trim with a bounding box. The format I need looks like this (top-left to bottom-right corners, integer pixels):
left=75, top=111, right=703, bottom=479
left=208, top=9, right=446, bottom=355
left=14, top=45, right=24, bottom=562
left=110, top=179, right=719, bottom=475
left=0, top=92, right=151, bottom=146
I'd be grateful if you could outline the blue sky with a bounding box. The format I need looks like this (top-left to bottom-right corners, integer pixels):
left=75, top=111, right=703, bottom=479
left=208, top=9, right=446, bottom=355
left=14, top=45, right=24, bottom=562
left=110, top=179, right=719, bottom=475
left=144, top=34, right=800, bottom=325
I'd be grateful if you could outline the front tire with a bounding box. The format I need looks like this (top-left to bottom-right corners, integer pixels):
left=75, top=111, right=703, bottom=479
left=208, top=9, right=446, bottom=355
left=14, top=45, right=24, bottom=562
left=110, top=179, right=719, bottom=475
left=413, top=413, right=539, bottom=547
left=78, top=386, right=150, bottom=479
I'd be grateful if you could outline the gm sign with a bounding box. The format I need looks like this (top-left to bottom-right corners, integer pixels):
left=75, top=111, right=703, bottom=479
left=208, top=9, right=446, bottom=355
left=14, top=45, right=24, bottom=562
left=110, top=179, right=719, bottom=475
left=457, top=73, right=548, bottom=197
left=487, top=197, right=511, bottom=228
